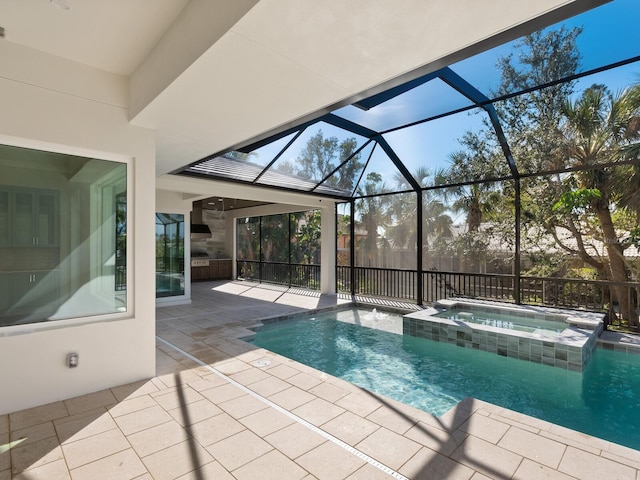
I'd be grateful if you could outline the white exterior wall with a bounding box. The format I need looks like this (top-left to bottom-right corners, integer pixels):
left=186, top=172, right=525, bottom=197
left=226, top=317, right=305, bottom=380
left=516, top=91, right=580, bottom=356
left=0, top=42, right=156, bottom=415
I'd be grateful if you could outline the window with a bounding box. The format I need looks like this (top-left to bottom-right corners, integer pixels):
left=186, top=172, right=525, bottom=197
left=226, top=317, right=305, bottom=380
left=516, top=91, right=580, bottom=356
left=155, top=213, right=185, bottom=298
left=0, top=144, right=128, bottom=327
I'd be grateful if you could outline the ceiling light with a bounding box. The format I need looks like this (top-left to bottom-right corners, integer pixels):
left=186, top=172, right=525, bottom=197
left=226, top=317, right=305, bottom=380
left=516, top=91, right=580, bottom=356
left=50, top=0, right=71, bottom=11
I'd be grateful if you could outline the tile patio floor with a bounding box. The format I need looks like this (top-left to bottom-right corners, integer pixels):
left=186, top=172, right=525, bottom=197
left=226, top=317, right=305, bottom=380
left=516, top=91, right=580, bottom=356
left=3, top=280, right=640, bottom=479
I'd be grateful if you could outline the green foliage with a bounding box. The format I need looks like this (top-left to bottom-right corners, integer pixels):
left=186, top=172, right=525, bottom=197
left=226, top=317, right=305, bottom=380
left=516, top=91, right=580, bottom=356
left=296, top=210, right=321, bottom=264
left=294, top=130, right=363, bottom=192
left=552, top=188, right=602, bottom=214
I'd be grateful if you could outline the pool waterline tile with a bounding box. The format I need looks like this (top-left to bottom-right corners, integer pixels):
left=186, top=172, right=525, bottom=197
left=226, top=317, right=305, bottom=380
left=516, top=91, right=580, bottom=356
left=404, top=299, right=604, bottom=371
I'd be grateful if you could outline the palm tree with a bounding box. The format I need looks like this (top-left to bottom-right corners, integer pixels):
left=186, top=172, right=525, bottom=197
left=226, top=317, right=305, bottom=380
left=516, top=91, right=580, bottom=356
left=387, top=167, right=454, bottom=269
left=559, top=83, right=640, bottom=325
left=355, top=172, right=390, bottom=267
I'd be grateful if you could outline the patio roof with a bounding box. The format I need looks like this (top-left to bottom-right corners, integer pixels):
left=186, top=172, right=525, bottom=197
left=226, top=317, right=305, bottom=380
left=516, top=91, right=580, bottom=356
left=178, top=0, right=640, bottom=200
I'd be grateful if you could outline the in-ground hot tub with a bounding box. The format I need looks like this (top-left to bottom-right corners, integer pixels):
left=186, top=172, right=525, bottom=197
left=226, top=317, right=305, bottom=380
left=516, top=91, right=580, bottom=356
left=404, top=299, right=605, bottom=371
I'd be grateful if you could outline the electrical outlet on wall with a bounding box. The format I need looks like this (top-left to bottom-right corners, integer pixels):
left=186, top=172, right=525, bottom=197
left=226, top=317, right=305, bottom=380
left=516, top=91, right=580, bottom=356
left=66, top=352, right=79, bottom=368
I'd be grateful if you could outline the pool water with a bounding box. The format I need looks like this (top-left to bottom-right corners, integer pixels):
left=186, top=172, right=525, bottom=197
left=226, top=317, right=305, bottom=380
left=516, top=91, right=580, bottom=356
left=247, top=308, right=640, bottom=451
left=433, top=307, right=566, bottom=334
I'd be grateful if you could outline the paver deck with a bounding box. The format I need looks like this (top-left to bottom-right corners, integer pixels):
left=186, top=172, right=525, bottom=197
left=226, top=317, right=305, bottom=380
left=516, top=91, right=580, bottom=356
left=3, top=280, right=640, bottom=479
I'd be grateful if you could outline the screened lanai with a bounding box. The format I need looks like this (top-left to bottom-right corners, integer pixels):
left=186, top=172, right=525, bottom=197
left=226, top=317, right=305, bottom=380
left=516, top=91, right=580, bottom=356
left=178, top=0, right=640, bottom=330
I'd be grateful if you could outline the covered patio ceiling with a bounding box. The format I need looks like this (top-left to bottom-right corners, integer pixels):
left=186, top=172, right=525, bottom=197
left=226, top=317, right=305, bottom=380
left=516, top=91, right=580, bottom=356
left=177, top=0, right=640, bottom=201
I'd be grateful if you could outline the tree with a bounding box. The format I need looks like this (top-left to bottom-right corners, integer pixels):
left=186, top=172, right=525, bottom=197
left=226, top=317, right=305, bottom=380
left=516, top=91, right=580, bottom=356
left=551, top=84, right=640, bottom=324
left=293, top=130, right=363, bottom=192
left=387, top=167, right=454, bottom=269
left=449, top=24, right=640, bottom=324
left=294, top=210, right=321, bottom=264
left=355, top=172, right=390, bottom=267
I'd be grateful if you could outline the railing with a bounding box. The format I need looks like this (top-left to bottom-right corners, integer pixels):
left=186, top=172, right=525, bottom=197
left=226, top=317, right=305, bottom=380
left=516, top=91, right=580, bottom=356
left=115, top=265, right=126, bottom=291
left=520, top=276, right=640, bottom=331
left=236, top=260, right=320, bottom=290
left=337, top=266, right=640, bottom=331
left=423, top=270, right=515, bottom=303
left=337, top=266, right=417, bottom=300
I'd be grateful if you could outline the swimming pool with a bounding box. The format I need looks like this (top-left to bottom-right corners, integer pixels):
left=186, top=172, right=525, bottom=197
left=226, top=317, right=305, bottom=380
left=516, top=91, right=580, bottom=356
left=245, top=308, right=640, bottom=451
left=433, top=307, right=566, bottom=334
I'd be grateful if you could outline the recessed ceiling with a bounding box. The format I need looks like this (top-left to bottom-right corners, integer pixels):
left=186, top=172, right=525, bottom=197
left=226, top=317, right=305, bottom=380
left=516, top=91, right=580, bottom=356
left=198, top=197, right=270, bottom=211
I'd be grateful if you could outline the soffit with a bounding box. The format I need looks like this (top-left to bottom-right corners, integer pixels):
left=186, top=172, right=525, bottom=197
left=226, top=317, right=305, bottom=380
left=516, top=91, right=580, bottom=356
left=131, top=0, right=599, bottom=175
left=0, top=0, right=189, bottom=76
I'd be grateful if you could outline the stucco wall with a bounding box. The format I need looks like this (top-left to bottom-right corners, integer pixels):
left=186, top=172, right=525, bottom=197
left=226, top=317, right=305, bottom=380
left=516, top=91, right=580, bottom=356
left=0, top=41, right=156, bottom=414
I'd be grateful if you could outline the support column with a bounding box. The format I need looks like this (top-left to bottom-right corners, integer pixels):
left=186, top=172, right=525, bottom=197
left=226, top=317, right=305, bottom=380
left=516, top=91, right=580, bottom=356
left=320, top=204, right=336, bottom=294
left=416, top=189, right=423, bottom=306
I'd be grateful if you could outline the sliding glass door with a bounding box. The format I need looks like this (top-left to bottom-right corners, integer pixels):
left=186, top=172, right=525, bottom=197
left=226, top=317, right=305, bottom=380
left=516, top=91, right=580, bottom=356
left=155, top=213, right=185, bottom=298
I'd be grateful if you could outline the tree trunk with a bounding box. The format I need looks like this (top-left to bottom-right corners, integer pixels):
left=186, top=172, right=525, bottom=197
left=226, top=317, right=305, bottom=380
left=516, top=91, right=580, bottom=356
left=593, top=201, right=638, bottom=326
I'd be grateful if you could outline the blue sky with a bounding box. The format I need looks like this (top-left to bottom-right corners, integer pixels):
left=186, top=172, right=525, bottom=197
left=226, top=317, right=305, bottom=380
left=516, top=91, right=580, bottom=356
left=238, top=0, right=640, bottom=192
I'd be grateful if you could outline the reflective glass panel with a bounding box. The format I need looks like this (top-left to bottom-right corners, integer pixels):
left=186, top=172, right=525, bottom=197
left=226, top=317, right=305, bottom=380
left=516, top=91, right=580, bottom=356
left=226, top=132, right=298, bottom=169
left=353, top=144, right=408, bottom=196
left=155, top=213, right=185, bottom=298
left=495, top=60, right=640, bottom=175
left=333, top=78, right=473, bottom=132
left=317, top=141, right=374, bottom=195
left=258, top=122, right=368, bottom=192
left=0, top=144, right=127, bottom=327
left=383, top=107, right=510, bottom=186
left=423, top=181, right=515, bottom=274
left=354, top=191, right=417, bottom=270
left=336, top=203, right=351, bottom=268
left=450, top=0, right=640, bottom=101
